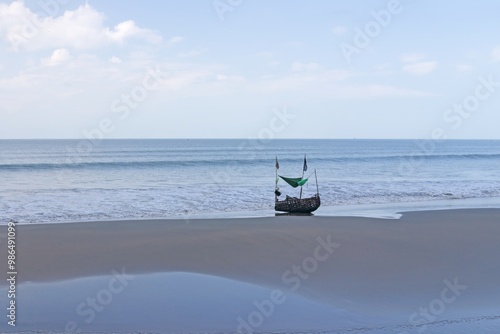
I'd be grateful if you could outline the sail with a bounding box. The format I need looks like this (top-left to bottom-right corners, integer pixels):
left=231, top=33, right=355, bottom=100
left=279, top=175, right=308, bottom=188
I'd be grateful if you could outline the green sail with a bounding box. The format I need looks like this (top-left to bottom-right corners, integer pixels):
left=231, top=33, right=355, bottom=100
left=279, top=175, right=308, bottom=188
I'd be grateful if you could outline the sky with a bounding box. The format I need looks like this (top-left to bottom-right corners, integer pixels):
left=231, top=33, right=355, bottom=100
left=0, top=0, right=499, bottom=139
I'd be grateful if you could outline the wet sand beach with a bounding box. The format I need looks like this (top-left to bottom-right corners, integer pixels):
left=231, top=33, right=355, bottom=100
left=1, top=209, right=500, bottom=333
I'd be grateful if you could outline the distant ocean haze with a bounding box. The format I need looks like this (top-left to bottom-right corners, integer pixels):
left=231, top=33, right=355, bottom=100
left=1, top=139, right=500, bottom=223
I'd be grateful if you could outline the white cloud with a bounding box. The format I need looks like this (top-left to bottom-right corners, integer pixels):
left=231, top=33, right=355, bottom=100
left=282, top=41, right=303, bottom=48
left=456, top=64, right=473, bottom=72
left=363, top=85, right=432, bottom=97
left=0, top=2, right=162, bottom=51
left=257, top=51, right=273, bottom=58
left=109, top=56, right=122, bottom=64
left=168, top=36, right=184, bottom=46
left=252, top=70, right=432, bottom=98
left=332, top=26, right=348, bottom=35
left=160, top=70, right=213, bottom=91
left=291, top=61, right=320, bottom=72
left=106, top=20, right=161, bottom=45
left=401, top=54, right=426, bottom=63
left=251, top=69, right=352, bottom=94
left=268, top=61, right=281, bottom=68
left=177, top=49, right=206, bottom=58
left=374, top=63, right=391, bottom=71
left=403, top=61, right=438, bottom=75
left=41, top=48, right=71, bottom=67
left=491, top=47, right=500, bottom=62
left=216, top=74, right=245, bottom=82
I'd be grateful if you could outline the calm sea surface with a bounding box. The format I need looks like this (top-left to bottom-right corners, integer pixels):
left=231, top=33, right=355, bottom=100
left=1, top=139, right=500, bottom=223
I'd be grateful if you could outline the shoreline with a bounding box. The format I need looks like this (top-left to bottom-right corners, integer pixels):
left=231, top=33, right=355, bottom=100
left=4, top=196, right=500, bottom=226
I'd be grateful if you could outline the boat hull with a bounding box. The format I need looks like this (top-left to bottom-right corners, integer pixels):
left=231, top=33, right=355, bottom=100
left=275, top=194, right=321, bottom=213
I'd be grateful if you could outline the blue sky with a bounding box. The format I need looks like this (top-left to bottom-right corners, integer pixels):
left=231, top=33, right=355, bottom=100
left=1, top=0, right=499, bottom=139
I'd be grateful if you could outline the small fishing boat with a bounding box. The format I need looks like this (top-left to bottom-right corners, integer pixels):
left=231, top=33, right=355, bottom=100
left=274, top=155, right=321, bottom=213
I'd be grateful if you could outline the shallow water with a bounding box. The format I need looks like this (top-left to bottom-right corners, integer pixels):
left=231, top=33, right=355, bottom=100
left=1, top=271, right=500, bottom=333
left=0, top=272, right=380, bottom=332
left=2, top=139, right=500, bottom=223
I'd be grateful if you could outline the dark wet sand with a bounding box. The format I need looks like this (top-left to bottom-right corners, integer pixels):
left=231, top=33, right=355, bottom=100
left=1, top=209, right=500, bottom=332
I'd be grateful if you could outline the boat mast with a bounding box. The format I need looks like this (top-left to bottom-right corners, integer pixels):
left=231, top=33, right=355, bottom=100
left=299, top=154, right=306, bottom=199
left=275, top=156, right=279, bottom=203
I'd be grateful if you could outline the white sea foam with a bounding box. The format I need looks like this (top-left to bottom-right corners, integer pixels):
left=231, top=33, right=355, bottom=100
left=1, top=139, right=500, bottom=224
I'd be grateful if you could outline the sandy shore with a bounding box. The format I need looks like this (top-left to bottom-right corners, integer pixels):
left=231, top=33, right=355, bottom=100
left=2, top=209, right=500, bottom=332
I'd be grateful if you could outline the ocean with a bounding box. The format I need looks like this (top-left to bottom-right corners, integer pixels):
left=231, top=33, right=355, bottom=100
left=1, top=139, right=500, bottom=224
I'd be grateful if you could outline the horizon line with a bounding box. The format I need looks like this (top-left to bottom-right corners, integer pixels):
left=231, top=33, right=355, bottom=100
left=1, top=138, right=500, bottom=141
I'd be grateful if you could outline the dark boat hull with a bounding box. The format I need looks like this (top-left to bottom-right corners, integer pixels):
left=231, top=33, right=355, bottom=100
left=275, top=194, right=321, bottom=213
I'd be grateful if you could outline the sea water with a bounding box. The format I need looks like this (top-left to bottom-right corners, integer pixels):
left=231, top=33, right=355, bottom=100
left=1, top=139, right=500, bottom=223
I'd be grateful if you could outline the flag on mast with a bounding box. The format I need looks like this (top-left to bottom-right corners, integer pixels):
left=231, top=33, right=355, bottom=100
left=303, top=155, right=308, bottom=172
left=275, top=156, right=279, bottom=170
